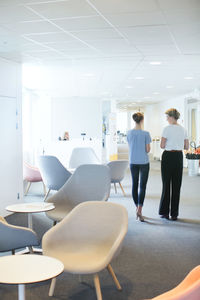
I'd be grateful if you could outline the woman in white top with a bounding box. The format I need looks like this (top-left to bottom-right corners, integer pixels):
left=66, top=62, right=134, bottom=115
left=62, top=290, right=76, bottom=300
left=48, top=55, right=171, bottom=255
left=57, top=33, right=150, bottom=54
left=159, top=108, right=189, bottom=221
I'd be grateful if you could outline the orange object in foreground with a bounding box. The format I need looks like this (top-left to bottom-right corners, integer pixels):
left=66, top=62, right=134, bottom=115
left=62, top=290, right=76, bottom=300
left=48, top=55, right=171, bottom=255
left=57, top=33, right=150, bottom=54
left=150, top=265, right=200, bottom=300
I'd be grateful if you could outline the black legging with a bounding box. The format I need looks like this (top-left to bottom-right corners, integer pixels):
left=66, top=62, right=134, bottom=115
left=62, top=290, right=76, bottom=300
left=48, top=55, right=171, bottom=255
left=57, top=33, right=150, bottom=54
left=159, top=151, right=183, bottom=217
left=130, top=163, right=150, bottom=207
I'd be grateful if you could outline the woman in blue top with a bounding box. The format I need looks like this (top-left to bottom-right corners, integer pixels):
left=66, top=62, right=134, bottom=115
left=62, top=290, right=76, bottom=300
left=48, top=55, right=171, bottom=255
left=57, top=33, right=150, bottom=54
left=127, top=112, right=152, bottom=221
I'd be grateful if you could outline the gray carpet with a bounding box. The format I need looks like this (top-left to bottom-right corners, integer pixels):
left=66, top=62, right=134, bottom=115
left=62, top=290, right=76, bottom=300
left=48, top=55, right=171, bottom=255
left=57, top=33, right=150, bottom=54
left=1, top=161, right=200, bottom=300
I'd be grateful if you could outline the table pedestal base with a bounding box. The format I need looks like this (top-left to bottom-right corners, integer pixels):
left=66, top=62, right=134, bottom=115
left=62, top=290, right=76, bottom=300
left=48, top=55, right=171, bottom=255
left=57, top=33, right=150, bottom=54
left=18, top=284, right=25, bottom=300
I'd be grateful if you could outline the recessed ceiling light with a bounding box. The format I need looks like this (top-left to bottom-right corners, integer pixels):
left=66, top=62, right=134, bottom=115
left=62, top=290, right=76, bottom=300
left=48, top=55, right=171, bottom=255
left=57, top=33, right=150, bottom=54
left=184, top=76, right=193, bottom=80
left=125, top=86, right=133, bottom=89
left=149, top=61, right=162, bottom=65
left=153, top=92, right=159, bottom=95
left=143, top=96, right=152, bottom=99
left=166, top=86, right=173, bottom=89
left=135, top=77, right=144, bottom=80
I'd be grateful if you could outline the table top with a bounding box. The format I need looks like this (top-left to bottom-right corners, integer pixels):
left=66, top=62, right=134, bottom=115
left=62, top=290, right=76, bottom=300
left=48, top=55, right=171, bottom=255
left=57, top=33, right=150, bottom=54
left=6, top=202, right=55, bottom=213
left=0, top=255, right=64, bottom=284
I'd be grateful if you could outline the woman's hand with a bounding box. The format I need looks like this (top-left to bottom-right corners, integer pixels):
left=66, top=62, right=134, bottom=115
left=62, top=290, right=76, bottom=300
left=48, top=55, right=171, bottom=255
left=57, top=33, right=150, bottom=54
left=160, top=137, right=166, bottom=149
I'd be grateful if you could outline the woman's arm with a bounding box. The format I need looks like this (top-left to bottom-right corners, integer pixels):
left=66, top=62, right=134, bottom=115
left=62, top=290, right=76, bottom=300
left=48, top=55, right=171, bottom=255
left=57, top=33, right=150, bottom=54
left=160, top=137, right=166, bottom=149
left=146, top=144, right=150, bottom=153
left=184, top=139, right=189, bottom=150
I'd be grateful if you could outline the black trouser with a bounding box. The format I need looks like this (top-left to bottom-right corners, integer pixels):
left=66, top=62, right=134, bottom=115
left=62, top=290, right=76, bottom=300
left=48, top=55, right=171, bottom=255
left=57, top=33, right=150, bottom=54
left=130, top=163, right=150, bottom=207
left=159, top=151, right=183, bottom=217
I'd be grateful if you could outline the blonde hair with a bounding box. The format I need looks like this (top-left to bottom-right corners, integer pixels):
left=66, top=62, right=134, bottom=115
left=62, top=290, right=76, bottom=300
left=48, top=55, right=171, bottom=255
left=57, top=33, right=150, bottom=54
left=165, top=108, right=180, bottom=120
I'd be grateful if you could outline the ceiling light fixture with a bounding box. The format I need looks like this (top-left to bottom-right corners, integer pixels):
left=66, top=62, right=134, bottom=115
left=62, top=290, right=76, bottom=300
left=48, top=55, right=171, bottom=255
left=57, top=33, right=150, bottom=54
left=135, top=77, right=144, bottom=80
left=153, top=92, right=159, bottom=95
left=184, top=76, right=193, bottom=80
left=125, top=86, right=133, bottom=89
left=166, top=86, right=173, bottom=89
left=143, top=96, right=152, bottom=99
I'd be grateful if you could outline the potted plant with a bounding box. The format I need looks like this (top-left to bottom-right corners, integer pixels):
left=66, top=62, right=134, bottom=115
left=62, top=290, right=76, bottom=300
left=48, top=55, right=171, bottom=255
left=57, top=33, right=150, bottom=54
left=185, top=142, right=200, bottom=176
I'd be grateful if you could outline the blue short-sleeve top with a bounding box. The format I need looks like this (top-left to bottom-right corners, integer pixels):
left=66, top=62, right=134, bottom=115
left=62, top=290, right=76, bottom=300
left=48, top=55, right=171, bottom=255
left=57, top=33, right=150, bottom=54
left=127, top=129, right=152, bottom=164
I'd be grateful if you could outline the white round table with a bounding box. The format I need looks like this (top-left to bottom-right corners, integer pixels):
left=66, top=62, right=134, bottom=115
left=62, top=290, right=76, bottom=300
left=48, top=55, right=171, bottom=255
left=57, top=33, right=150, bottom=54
left=0, top=254, right=64, bottom=300
left=6, top=202, right=55, bottom=229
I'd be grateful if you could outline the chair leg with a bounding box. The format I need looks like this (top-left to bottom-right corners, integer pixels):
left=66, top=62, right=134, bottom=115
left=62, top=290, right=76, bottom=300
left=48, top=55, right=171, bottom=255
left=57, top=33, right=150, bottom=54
left=93, top=274, right=102, bottom=300
left=28, top=246, right=34, bottom=254
left=12, top=249, right=15, bottom=255
left=49, top=277, right=56, bottom=297
left=114, top=183, right=117, bottom=194
left=119, top=182, right=126, bottom=196
left=25, top=182, right=31, bottom=196
left=107, top=264, right=122, bottom=291
left=42, top=182, right=46, bottom=196
left=44, top=189, right=51, bottom=201
left=53, top=221, right=57, bottom=226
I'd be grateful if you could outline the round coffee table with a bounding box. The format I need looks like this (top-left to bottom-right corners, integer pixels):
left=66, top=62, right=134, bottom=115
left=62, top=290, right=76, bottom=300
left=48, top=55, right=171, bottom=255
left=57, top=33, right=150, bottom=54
left=6, top=202, right=55, bottom=229
left=0, top=254, right=64, bottom=300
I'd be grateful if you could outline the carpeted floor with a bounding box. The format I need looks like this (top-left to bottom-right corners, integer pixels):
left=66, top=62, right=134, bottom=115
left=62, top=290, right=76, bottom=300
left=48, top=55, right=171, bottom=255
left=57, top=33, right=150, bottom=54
left=1, top=161, right=200, bottom=300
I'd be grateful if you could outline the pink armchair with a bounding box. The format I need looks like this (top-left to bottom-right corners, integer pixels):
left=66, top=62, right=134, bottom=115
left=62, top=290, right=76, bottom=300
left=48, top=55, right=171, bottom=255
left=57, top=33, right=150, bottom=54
left=149, top=265, right=200, bottom=300
left=23, top=162, right=46, bottom=196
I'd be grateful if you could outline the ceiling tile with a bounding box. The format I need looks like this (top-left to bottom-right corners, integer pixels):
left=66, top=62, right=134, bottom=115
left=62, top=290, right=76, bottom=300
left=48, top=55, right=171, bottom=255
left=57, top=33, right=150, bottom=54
left=4, top=20, right=60, bottom=34
left=157, top=0, right=200, bottom=11
left=23, top=50, right=67, bottom=59
left=53, top=16, right=110, bottom=31
left=28, top=0, right=97, bottom=19
left=60, top=48, right=99, bottom=57
left=89, top=0, right=158, bottom=14
left=169, top=22, right=200, bottom=50
left=105, top=11, right=166, bottom=27
left=23, top=32, right=76, bottom=43
left=88, top=39, right=141, bottom=55
left=136, top=44, right=180, bottom=55
left=43, top=40, right=90, bottom=50
left=163, top=8, right=200, bottom=24
left=119, top=25, right=174, bottom=45
left=69, top=28, right=122, bottom=40
left=0, top=5, right=41, bottom=23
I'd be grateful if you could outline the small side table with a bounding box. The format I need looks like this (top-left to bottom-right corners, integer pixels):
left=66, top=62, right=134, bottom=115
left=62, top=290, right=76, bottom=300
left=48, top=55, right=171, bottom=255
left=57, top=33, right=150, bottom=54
left=6, top=202, right=55, bottom=253
left=6, top=202, right=55, bottom=229
left=0, top=254, right=64, bottom=300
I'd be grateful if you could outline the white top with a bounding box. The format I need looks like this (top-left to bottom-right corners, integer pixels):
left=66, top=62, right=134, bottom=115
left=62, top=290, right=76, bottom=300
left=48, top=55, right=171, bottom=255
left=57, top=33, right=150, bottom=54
left=162, top=124, right=188, bottom=150
left=6, top=202, right=55, bottom=213
left=0, top=255, right=64, bottom=284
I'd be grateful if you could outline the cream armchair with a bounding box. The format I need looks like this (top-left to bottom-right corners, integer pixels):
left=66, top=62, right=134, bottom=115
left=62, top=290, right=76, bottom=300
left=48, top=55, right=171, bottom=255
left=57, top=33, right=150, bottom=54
left=42, top=201, right=128, bottom=300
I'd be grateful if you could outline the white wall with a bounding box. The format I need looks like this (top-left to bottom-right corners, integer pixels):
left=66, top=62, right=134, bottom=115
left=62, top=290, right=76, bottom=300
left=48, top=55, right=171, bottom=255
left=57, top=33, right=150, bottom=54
left=51, top=97, right=102, bottom=140
left=145, top=95, right=186, bottom=139
left=0, top=58, right=23, bottom=216
left=43, top=96, right=103, bottom=165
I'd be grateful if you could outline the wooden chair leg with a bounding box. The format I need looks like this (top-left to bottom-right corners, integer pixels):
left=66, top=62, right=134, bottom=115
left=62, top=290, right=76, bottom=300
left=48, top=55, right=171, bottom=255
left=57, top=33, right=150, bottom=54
left=25, top=182, right=31, bottom=196
left=119, top=182, right=126, bottom=196
left=107, top=264, right=122, bottom=291
left=42, top=182, right=46, bottom=196
left=114, top=183, right=117, bottom=194
left=94, top=274, right=102, bottom=300
left=44, top=189, right=50, bottom=201
left=49, top=277, right=56, bottom=297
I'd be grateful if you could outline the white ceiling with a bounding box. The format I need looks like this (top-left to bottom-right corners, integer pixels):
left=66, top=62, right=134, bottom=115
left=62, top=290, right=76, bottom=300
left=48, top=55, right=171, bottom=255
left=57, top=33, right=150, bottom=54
left=0, top=0, right=200, bottom=107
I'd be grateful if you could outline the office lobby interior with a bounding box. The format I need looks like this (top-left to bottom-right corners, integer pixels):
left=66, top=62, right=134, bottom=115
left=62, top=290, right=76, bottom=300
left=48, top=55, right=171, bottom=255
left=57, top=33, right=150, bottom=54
left=0, top=0, right=200, bottom=299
